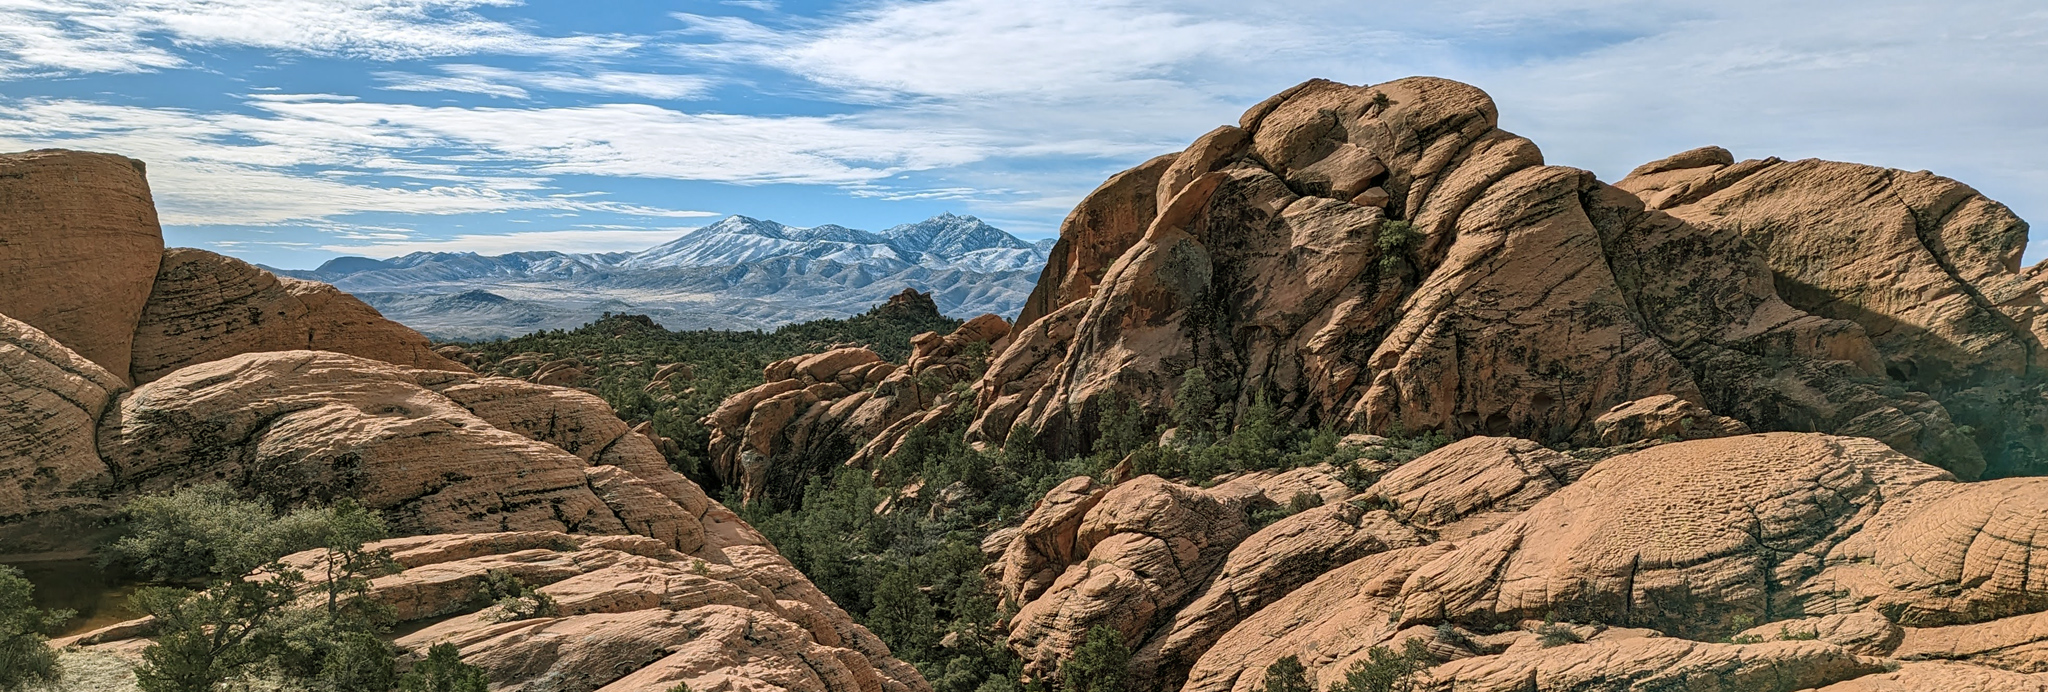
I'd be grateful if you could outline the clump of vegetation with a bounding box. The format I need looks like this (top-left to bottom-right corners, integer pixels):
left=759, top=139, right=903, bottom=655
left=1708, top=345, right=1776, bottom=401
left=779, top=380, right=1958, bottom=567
left=399, top=643, right=488, bottom=692
left=1251, top=492, right=1326, bottom=529
left=0, top=565, right=69, bottom=692
left=1779, top=625, right=1821, bottom=641
left=99, top=485, right=417, bottom=692
left=475, top=570, right=558, bottom=623
left=1260, top=655, right=1313, bottom=692
left=1535, top=618, right=1585, bottom=648
left=1059, top=626, right=1130, bottom=692
left=1376, top=220, right=1422, bottom=272
left=1328, top=639, right=1435, bottom=692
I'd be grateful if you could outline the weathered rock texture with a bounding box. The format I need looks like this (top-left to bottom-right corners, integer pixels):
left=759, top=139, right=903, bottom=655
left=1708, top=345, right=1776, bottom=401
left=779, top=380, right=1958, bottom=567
left=129, top=248, right=465, bottom=384
left=1619, top=146, right=2048, bottom=477
left=70, top=531, right=928, bottom=692
left=0, top=150, right=163, bottom=380
left=704, top=314, right=1010, bottom=504
left=0, top=312, right=123, bottom=555
left=67, top=351, right=931, bottom=690
left=949, top=77, right=1924, bottom=474
left=98, top=351, right=674, bottom=544
left=1159, top=433, right=2021, bottom=692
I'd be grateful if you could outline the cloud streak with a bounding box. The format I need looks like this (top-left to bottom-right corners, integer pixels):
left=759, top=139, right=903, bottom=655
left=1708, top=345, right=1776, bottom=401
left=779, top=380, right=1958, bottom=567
left=319, top=228, right=693, bottom=256
left=0, top=0, right=637, bottom=78
left=378, top=64, right=715, bottom=100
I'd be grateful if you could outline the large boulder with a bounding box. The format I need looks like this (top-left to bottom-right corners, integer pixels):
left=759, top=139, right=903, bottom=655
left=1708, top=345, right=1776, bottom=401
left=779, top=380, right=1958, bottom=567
left=127, top=248, right=465, bottom=384
left=1004, top=476, right=1254, bottom=678
left=1810, top=476, right=2048, bottom=627
left=0, top=312, right=123, bottom=555
left=0, top=149, right=163, bottom=380
left=97, top=350, right=628, bottom=538
left=1132, top=499, right=1427, bottom=689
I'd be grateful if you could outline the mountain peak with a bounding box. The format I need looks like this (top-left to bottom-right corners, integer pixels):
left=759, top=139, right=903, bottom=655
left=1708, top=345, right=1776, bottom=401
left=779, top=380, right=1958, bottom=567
left=882, top=213, right=1031, bottom=256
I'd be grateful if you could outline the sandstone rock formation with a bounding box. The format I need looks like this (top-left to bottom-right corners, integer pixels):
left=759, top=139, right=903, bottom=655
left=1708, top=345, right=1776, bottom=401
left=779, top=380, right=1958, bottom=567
left=0, top=312, right=123, bottom=555
left=1618, top=146, right=2048, bottom=477
left=128, top=248, right=465, bottom=384
left=704, top=314, right=1010, bottom=504
left=846, top=75, right=1996, bottom=489
left=0, top=150, right=163, bottom=380
left=968, top=430, right=2048, bottom=692
left=97, top=350, right=679, bottom=545
left=668, top=74, right=2048, bottom=691
left=69, top=530, right=927, bottom=692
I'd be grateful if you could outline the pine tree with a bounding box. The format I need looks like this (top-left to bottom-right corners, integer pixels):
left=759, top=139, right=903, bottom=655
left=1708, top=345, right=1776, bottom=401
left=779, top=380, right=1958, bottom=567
left=0, top=566, right=67, bottom=692
left=399, top=643, right=488, bottom=692
left=1171, top=368, right=1218, bottom=442
left=1260, top=655, right=1312, bottom=692
left=1059, top=626, right=1130, bottom=692
left=866, top=566, right=939, bottom=664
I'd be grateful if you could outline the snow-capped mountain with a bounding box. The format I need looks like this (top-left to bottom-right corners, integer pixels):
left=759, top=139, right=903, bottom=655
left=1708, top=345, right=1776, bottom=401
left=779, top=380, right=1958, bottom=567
left=617, top=214, right=1039, bottom=271
left=285, top=214, right=1054, bottom=339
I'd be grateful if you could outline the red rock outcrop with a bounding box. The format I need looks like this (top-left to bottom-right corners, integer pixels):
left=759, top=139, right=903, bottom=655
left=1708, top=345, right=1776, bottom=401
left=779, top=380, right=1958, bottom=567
left=0, top=312, right=123, bottom=555
left=68, top=531, right=928, bottom=692
left=896, top=76, right=1991, bottom=486
left=0, top=150, right=163, bottom=381
left=704, top=315, right=1010, bottom=504
left=1619, top=147, right=2048, bottom=477
left=128, top=248, right=465, bottom=384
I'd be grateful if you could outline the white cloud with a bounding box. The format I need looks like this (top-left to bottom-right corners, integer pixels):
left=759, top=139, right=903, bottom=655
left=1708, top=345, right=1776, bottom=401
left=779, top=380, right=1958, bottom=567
left=0, top=0, right=635, bottom=78
left=320, top=228, right=692, bottom=256
left=243, top=98, right=993, bottom=185
left=378, top=64, right=714, bottom=100
left=0, top=98, right=720, bottom=225
left=0, top=93, right=987, bottom=225
left=669, top=0, right=2048, bottom=256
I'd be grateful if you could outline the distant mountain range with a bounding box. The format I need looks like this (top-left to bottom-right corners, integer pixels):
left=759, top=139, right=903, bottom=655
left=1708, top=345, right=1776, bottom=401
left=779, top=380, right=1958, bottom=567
left=269, top=213, right=1054, bottom=341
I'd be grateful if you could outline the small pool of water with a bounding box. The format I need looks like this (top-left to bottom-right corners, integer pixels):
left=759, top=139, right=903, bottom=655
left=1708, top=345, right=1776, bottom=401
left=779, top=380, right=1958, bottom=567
left=3, top=558, right=144, bottom=636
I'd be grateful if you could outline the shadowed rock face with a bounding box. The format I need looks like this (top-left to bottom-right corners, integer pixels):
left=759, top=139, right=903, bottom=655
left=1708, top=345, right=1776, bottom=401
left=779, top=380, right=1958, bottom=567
left=0, top=312, right=124, bottom=555
left=1620, top=147, right=2048, bottom=478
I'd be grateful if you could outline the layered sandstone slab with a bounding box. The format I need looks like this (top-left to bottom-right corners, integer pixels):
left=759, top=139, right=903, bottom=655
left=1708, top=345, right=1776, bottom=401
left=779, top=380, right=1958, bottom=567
left=0, top=312, right=123, bottom=554
left=71, top=531, right=929, bottom=692
left=0, top=150, right=163, bottom=380
left=128, top=248, right=465, bottom=384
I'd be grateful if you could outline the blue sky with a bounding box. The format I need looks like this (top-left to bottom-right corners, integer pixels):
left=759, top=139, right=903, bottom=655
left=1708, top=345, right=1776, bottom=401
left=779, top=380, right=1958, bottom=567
left=0, top=1, right=2043, bottom=269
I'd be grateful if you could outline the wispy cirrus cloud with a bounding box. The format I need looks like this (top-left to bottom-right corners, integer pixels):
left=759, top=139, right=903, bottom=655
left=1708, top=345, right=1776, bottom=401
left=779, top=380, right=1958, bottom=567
left=318, top=227, right=694, bottom=256
left=377, top=64, right=714, bottom=100
left=0, top=93, right=989, bottom=225
left=0, top=0, right=635, bottom=78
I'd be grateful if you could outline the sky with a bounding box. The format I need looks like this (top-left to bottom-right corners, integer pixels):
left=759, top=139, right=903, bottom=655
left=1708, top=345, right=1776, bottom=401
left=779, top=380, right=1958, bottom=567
left=0, top=1, right=2042, bottom=269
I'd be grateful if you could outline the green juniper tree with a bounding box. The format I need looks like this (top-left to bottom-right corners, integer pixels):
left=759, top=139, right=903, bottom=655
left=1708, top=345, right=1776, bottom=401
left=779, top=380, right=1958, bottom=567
left=398, top=643, right=488, bottom=692
left=1059, top=626, right=1130, bottom=692
left=1260, top=655, right=1312, bottom=692
left=0, top=565, right=68, bottom=692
